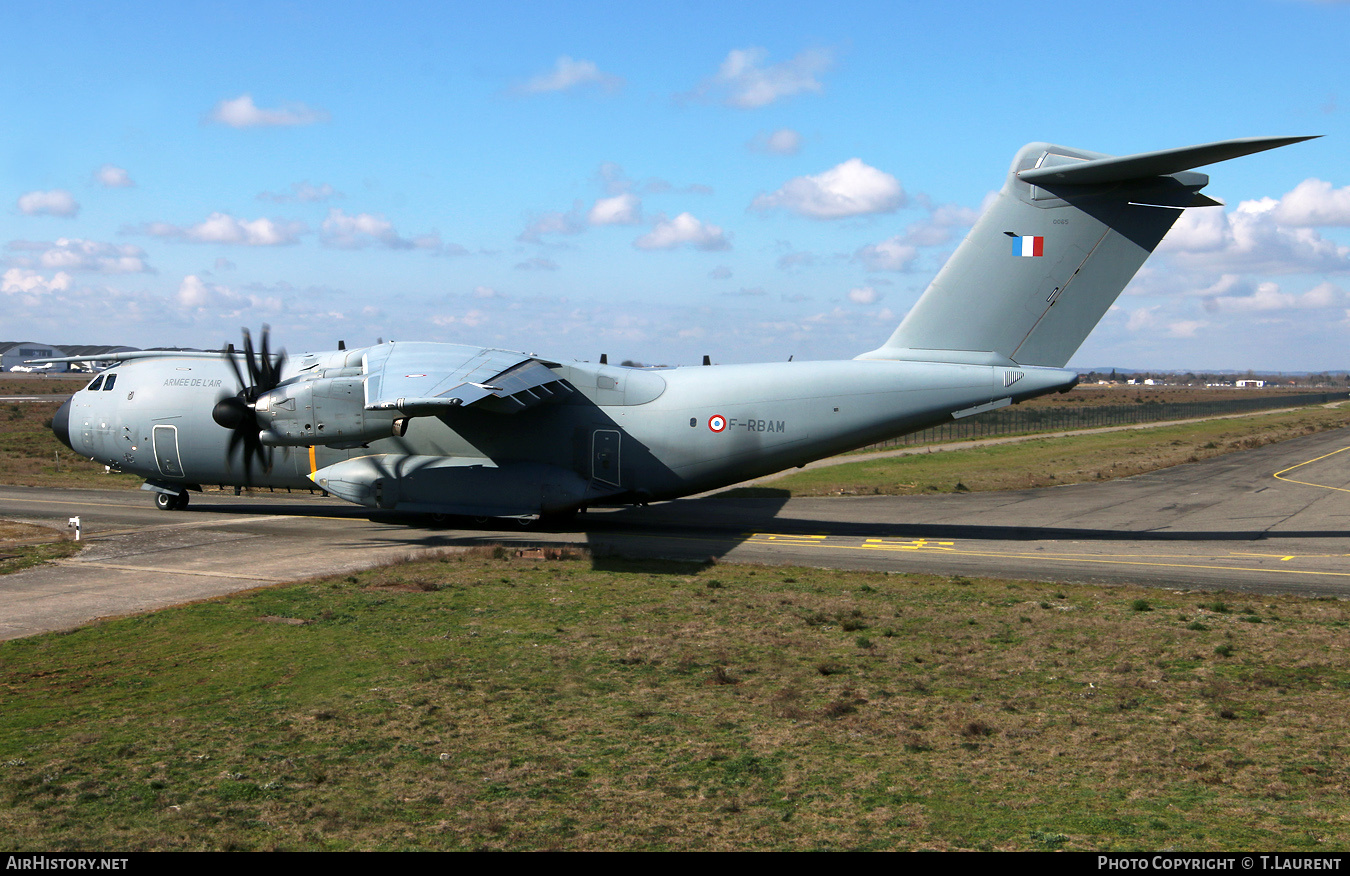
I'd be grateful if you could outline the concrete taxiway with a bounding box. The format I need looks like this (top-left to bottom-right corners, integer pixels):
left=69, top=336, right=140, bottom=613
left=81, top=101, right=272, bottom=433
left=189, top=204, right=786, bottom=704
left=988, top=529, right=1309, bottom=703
left=2, top=425, right=1349, bottom=640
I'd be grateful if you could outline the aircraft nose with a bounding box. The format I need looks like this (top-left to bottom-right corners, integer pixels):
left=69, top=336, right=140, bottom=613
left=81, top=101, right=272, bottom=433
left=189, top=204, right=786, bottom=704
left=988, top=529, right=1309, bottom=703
left=51, top=398, right=73, bottom=450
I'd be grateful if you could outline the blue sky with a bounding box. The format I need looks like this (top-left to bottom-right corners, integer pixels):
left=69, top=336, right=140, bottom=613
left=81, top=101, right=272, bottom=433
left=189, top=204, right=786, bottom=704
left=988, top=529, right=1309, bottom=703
left=3, top=0, right=1348, bottom=370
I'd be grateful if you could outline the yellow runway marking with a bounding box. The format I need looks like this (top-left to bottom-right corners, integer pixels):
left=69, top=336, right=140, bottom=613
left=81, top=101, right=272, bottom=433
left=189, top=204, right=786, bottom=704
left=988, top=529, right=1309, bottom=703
left=1231, top=551, right=1350, bottom=560
left=1273, top=446, right=1350, bottom=493
left=861, top=537, right=955, bottom=551
left=721, top=533, right=1350, bottom=581
left=746, top=533, right=827, bottom=543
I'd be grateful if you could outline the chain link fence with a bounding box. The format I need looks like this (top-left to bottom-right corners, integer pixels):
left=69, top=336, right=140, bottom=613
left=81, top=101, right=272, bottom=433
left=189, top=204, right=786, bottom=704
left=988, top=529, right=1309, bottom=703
left=862, top=391, right=1349, bottom=452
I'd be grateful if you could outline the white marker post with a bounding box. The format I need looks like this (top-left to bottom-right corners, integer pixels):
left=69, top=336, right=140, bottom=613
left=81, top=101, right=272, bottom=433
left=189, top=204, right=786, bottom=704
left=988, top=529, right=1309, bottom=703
left=68, top=516, right=80, bottom=541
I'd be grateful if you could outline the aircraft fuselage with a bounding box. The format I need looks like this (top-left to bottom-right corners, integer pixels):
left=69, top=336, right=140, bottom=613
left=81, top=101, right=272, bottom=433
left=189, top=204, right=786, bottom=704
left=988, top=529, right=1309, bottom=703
left=52, top=348, right=1076, bottom=517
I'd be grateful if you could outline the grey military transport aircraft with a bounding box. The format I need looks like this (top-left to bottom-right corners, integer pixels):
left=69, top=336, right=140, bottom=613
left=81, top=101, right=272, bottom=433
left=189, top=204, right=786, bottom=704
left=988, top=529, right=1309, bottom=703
left=38, top=136, right=1313, bottom=522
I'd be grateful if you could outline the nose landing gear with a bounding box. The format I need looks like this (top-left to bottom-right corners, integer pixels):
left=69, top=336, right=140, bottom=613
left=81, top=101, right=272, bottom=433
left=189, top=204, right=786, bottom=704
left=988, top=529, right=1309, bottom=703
left=146, top=483, right=190, bottom=511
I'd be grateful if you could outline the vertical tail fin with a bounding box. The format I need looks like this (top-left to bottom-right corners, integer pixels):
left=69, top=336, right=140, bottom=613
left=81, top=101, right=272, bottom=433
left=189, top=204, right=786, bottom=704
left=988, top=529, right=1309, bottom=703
left=858, top=136, right=1315, bottom=368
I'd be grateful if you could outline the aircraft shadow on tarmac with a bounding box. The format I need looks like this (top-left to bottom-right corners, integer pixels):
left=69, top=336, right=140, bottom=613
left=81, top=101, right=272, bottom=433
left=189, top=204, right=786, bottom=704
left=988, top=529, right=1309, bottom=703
left=180, top=486, right=1347, bottom=577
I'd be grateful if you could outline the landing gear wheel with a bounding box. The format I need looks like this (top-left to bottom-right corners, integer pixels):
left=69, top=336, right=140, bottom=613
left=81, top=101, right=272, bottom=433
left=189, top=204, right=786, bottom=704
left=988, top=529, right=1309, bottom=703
left=155, top=491, right=189, bottom=511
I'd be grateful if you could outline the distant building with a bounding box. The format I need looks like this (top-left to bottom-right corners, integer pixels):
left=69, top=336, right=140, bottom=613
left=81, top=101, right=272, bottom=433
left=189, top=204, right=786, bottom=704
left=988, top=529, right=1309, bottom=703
left=0, top=342, right=70, bottom=372
left=0, top=342, right=140, bottom=373
left=1235, top=379, right=1265, bottom=388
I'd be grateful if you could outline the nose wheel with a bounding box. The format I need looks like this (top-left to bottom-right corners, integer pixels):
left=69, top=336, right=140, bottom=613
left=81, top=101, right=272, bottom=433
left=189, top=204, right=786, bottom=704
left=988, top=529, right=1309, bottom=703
left=154, top=491, right=190, bottom=511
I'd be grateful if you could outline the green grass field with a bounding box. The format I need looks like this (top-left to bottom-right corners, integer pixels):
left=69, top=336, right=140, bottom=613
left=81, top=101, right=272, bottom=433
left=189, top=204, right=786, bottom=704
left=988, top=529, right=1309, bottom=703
left=2, top=550, right=1348, bottom=851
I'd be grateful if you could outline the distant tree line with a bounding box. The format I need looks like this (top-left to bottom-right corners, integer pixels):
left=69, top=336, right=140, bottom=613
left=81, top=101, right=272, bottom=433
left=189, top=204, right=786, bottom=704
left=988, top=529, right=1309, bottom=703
left=1078, top=370, right=1348, bottom=387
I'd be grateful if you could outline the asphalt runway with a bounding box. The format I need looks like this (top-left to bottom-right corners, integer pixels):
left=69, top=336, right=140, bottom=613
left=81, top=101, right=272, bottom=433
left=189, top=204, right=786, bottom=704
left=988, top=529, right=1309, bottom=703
left=3, top=425, right=1350, bottom=640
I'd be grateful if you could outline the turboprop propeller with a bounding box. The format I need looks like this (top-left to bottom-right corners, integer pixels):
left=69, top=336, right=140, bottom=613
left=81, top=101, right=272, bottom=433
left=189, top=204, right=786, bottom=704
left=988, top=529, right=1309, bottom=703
left=211, top=326, right=287, bottom=482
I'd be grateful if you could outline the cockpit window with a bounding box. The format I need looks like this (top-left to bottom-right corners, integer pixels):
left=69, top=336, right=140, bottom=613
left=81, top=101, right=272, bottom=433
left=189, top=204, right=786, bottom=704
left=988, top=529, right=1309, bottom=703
left=102, top=373, right=117, bottom=391
left=87, top=375, right=105, bottom=392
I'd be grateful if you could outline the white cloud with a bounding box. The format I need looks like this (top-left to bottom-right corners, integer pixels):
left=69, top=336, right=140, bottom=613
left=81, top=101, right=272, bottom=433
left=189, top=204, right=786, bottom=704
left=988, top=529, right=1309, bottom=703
left=693, top=47, right=831, bottom=108
left=17, top=190, right=79, bottom=217
left=1271, top=178, right=1350, bottom=226
left=1124, top=304, right=1208, bottom=339
left=519, top=205, right=586, bottom=243
left=146, top=212, right=306, bottom=246
left=634, top=213, right=730, bottom=251
left=258, top=181, right=341, bottom=202
left=518, top=56, right=622, bottom=94
left=1166, top=320, right=1207, bottom=338
left=95, top=165, right=134, bottom=188
left=1161, top=199, right=1350, bottom=274
left=850, top=202, right=980, bottom=270
left=208, top=94, right=329, bottom=128
left=854, top=236, right=918, bottom=271
left=432, top=310, right=488, bottom=328
left=321, top=208, right=434, bottom=250
left=176, top=274, right=240, bottom=310
left=749, top=128, right=802, bottom=156
left=751, top=158, right=905, bottom=219
left=847, top=285, right=881, bottom=304
left=588, top=192, right=642, bottom=226
left=1203, top=279, right=1345, bottom=313
left=2, top=268, right=73, bottom=296
left=902, top=202, right=982, bottom=246
left=22, top=238, right=152, bottom=274
left=515, top=256, right=559, bottom=271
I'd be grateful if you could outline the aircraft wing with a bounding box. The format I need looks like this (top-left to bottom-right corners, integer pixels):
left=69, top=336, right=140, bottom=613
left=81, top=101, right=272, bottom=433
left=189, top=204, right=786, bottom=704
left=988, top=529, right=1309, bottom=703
left=362, top=341, right=572, bottom=415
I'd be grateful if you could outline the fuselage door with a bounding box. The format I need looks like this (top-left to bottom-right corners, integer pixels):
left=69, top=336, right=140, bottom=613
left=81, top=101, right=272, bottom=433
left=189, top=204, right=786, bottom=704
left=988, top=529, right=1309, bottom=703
left=591, top=429, right=621, bottom=486
left=152, top=425, right=184, bottom=478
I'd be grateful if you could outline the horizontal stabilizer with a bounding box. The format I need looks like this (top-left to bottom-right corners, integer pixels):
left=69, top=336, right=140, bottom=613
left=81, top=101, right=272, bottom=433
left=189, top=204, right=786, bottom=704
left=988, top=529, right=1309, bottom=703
left=1019, top=136, right=1317, bottom=186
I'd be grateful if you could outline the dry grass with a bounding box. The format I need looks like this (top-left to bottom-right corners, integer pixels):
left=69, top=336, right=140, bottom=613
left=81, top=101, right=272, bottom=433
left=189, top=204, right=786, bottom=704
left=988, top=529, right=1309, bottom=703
left=0, top=520, right=80, bottom=574
left=0, top=379, right=142, bottom=489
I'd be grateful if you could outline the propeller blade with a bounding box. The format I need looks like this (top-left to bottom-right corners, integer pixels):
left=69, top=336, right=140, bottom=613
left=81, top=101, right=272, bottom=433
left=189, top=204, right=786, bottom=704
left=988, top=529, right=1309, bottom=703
left=216, top=326, right=286, bottom=485
left=241, top=328, right=260, bottom=394
left=223, top=341, right=247, bottom=392
left=259, top=325, right=273, bottom=389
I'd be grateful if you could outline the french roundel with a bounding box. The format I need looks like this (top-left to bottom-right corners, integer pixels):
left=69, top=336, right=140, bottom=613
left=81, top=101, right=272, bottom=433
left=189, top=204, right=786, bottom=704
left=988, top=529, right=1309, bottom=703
left=708, top=414, right=727, bottom=433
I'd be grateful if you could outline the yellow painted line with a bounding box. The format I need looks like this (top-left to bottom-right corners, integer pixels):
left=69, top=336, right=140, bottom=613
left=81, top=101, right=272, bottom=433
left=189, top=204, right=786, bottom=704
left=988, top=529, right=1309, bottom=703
left=603, top=528, right=1350, bottom=581
left=746, top=533, right=827, bottom=542
left=1273, top=445, right=1350, bottom=493
left=1230, top=551, right=1350, bottom=560
left=862, top=537, right=954, bottom=551
left=818, top=541, right=1350, bottom=580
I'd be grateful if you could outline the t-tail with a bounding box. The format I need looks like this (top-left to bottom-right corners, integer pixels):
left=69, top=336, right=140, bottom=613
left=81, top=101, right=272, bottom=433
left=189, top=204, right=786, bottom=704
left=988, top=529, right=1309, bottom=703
left=858, top=136, right=1316, bottom=368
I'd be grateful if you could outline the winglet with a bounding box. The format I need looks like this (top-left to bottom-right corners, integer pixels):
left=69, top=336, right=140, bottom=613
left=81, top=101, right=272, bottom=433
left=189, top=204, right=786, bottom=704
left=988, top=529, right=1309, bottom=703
left=1018, top=135, right=1319, bottom=186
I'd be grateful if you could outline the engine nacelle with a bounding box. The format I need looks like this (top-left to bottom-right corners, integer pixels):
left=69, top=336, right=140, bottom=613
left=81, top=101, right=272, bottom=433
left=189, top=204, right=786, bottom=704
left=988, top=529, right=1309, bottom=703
left=255, top=377, right=398, bottom=447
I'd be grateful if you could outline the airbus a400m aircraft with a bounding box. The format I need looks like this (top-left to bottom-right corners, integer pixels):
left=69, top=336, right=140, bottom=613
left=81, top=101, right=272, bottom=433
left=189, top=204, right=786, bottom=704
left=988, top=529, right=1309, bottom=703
left=41, top=136, right=1312, bottom=521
